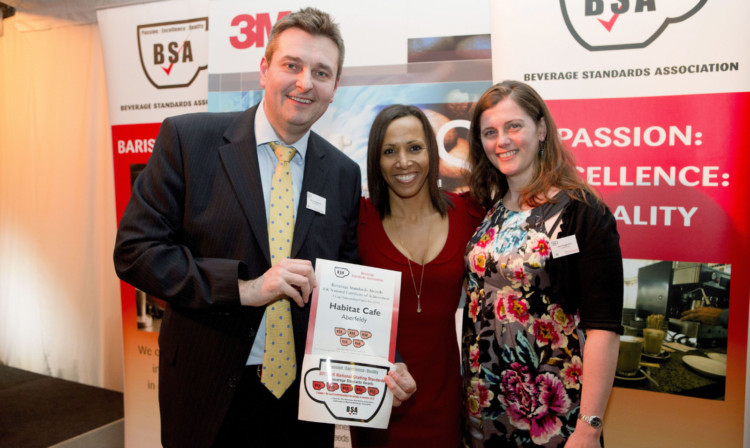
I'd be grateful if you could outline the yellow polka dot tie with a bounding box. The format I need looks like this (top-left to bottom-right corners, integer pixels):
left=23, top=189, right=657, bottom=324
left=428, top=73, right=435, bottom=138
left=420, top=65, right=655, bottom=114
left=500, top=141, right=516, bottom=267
left=262, top=142, right=297, bottom=398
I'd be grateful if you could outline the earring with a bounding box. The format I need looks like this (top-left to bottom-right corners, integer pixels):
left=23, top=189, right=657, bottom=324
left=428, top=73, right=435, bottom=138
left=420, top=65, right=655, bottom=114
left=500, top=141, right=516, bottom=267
left=539, top=140, right=546, bottom=157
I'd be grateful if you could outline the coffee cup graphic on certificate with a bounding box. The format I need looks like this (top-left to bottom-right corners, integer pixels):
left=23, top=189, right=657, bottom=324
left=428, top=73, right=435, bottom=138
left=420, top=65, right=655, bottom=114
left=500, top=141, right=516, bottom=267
left=298, top=259, right=401, bottom=429
left=303, top=358, right=391, bottom=424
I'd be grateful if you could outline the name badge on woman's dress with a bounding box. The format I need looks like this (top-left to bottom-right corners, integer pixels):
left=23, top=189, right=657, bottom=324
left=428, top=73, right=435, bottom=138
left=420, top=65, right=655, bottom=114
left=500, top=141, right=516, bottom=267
left=550, top=235, right=580, bottom=258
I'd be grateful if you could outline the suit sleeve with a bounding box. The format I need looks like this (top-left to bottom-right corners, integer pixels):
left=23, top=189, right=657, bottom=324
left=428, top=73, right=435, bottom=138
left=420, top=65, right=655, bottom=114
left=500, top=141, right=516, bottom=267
left=113, top=116, right=242, bottom=310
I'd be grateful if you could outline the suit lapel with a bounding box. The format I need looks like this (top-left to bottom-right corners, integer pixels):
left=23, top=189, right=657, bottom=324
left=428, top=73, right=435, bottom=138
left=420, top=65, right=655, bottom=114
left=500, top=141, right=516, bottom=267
left=292, top=133, right=329, bottom=258
left=219, top=106, right=272, bottom=266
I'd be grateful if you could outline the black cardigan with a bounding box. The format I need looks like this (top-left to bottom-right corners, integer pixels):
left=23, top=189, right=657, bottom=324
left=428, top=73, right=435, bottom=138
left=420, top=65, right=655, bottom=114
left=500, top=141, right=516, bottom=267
left=545, top=193, right=624, bottom=334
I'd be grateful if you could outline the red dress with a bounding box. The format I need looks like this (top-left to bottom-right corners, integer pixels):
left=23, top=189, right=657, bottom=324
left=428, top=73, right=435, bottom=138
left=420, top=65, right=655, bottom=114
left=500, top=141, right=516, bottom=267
left=353, top=192, right=483, bottom=448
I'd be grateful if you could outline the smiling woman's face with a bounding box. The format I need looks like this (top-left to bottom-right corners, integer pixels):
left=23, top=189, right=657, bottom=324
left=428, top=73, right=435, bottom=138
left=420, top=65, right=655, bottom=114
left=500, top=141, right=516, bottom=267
left=479, top=97, right=546, bottom=188
left=379, top=116, right=431, bottom=201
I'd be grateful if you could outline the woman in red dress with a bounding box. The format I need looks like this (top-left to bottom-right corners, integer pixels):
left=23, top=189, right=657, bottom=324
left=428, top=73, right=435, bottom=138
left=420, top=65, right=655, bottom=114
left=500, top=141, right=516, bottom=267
left=353, top=104, right=484, bottom=447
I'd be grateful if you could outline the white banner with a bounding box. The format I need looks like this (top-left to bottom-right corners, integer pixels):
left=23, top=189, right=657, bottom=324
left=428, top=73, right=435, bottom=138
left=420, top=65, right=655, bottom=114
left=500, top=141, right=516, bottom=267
left=97, top=1, right=209, bottom=447
left=99, top=0, right=209, bottom=125
left=491, top=1, right=749, bottom=447
left=491, top=0, right=749, bottom=99
left=208, top=0, right=493, bottom=195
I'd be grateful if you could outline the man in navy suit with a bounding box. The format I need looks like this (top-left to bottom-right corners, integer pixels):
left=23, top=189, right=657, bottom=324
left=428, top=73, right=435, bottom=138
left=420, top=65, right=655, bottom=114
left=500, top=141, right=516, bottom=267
left=114, top=8, right=414, bottom=447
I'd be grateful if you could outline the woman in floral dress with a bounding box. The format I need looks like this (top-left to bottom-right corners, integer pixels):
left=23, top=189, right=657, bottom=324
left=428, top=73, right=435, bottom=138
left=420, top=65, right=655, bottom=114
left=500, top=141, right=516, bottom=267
left=462, top=81, right=623, bottom=448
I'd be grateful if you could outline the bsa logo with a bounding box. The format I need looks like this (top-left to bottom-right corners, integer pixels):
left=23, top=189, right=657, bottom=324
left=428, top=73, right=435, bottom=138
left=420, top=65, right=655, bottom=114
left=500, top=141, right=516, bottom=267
left=137, top=18, right=209, bottom=89
left=560, top=0, right=706, bottom=51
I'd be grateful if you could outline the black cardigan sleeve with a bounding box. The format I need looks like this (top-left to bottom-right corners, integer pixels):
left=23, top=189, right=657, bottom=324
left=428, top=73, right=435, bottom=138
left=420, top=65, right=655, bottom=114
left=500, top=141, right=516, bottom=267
left=546, top=195, right=624, bottom=333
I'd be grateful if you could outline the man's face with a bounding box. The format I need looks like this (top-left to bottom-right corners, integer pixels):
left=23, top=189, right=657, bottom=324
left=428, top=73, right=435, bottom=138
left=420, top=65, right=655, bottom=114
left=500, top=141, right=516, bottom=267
left=260, top=27, right=340, bottom=144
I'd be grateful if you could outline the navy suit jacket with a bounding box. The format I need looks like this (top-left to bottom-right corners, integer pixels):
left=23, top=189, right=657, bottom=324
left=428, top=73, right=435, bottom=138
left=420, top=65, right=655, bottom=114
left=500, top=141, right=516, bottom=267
left=114, top=105, right=361, bottom=447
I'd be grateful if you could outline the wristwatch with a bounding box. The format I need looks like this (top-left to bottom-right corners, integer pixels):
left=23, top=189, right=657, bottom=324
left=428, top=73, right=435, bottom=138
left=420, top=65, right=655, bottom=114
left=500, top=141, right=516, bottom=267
left=578, top=414, right=603, bottom=429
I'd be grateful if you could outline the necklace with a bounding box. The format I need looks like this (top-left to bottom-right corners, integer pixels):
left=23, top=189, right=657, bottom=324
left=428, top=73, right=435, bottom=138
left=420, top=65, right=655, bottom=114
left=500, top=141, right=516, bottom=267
left=405, top=256, right=426, bottom=313
left=398, top=224, right=431, bottom=314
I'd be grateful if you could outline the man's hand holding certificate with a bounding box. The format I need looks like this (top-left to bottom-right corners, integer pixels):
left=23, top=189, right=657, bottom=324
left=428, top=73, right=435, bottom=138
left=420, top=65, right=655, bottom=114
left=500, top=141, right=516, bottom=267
left=298, top=259, right=401, bottom=428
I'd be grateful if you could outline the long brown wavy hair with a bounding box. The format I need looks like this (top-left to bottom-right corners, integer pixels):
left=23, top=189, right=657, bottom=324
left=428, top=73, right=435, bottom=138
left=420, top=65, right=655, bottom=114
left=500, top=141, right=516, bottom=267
left=468, top=80, right=598, bottom=209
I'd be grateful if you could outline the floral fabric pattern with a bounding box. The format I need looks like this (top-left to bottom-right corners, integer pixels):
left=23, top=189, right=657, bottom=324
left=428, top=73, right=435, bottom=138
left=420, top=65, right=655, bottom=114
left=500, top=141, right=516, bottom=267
left=462, top=199, right=583, bottom=447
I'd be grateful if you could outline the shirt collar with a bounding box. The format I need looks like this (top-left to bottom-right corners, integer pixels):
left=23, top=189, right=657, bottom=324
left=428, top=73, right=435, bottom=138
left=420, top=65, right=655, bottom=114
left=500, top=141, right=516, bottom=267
left=254, top=99, right=309, bottom=159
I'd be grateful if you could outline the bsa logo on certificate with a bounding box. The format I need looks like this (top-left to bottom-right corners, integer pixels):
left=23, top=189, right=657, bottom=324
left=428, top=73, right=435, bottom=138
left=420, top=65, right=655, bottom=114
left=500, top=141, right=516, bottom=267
left=298, top=259, right=401, bottom=428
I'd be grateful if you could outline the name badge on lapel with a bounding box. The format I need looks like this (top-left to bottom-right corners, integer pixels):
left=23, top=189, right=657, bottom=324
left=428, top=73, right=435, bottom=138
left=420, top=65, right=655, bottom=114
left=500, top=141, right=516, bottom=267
left=306, top=192, right=326, bottom=215
left=550, top=235, right=579, bottom=258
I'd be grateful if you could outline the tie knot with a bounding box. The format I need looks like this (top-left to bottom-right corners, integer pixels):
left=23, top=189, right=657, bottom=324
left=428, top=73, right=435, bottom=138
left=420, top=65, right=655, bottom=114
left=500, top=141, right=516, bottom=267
left=269, top=142, right=296, bottom=163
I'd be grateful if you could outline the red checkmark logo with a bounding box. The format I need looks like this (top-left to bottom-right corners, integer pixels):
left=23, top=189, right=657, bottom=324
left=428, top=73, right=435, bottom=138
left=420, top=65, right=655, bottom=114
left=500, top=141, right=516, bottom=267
left=598, top=14, right=619, bottom=32
left=160, top=39, right=188, bottom=76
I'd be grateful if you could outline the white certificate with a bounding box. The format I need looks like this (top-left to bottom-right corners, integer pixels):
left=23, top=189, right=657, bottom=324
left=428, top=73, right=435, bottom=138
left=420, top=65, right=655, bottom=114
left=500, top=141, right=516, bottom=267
left=298, top=258, right=401, bottom=428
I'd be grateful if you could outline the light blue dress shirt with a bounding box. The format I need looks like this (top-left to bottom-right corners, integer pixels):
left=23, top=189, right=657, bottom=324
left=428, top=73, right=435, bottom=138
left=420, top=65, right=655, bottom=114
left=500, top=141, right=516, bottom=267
left=247, top=100, right=310, bottom=365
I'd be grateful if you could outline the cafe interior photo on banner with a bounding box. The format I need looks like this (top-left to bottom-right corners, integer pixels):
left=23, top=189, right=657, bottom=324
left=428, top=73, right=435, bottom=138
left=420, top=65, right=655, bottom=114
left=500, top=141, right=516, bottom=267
left=618, top=259, right=730, bottom=400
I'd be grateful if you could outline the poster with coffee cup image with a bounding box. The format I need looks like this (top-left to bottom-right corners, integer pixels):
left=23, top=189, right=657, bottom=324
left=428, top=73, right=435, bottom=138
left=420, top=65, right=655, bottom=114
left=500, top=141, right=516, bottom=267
left=616, top=259, right=730, bottom=399
left=298, top=259, right=401, bottom=428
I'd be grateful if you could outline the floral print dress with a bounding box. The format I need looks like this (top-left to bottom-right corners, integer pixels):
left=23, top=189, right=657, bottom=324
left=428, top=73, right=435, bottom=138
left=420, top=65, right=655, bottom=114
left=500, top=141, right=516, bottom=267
left=462, top=197, right=584, bottom=447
